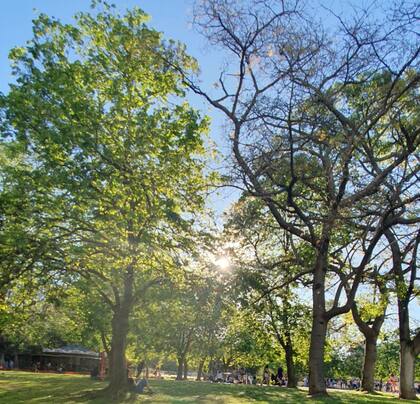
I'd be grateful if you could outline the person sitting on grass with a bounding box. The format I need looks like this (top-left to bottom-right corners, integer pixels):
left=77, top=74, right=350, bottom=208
left=153, top=366, right=162, bottom=379
left=128, top=377, right=153, bottom=394
left=276, top=366, right=283, bottom=385
left=271, top=373, right=278, bottom=385
left=90, top=367, right=99, bottom=380
left=215, top=370, right=224, bottom=383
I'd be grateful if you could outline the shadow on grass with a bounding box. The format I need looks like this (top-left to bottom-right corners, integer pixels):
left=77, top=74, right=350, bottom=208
left=148, top=380, right=412, bottom=404
left=149, top=380, right=312, bottom=403
left=0, top=372, right=417, bottom=404
left=0, top=371, right=103, bottom=403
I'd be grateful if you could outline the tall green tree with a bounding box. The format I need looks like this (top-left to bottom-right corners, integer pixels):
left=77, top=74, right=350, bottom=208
left=1, top=2, right=209, bottom=396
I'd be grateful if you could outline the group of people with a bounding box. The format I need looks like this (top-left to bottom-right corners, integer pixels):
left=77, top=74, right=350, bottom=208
left=321, top=378, right=360, bottom=390
left=326, top=374, right=399, bottom=393
left=301, top=374, right=403, bottom=393
left=209, top=365, right=287, bottom=386
left=31, top=361, right=64, bottom=373
left=262, top=366, right=286, bottom=386
left=1, top=359, right=14, bottom=370
left=211, top=370, right=255, bottom=384
left=384, top=374, right=399, bottom=393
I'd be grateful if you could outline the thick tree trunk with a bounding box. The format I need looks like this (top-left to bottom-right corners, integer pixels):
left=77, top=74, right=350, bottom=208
left=308, top=248, right=328, bottom=396
left=107, top=352, right=113, bottom=378
left=104, top=263, right=135, bottom=398
left=386, top=229, right=419, bottom=400
left=308, top=315, right=327, bottom=396
left=285, top=343, right=297, bottom=388
left=13, top=352, right=19, bottom=369
left=361, top=335, right=378, bottom=393
left=183, top=358, right=188, bottom=380
left=176, top=357, right=184, bottom=380
left=400, top=341, right=417, bottom=400
left=196, top=358, right=205, bottom=381
left=397, top=270, right=417, bottom=400
left=107, top=306, right=130, bottom=395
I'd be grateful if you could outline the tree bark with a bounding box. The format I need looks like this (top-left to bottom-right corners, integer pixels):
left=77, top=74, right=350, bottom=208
left=196, top=358, right=205, bottom=381
left=351, top=302, right=385, bottom=393
left=106, top=266, right=134, bottom=397
left=386, top=230, right=420, bottom=400
left=308, top=314, right=327, bottom=396
left=107, top=305, right=130, bottom=395
left=400, top=341, right=417, bottom=400
left=285, top=342, right=297, bottom=388
left=308, top=248, right=328, bottom=396
left=399, top=295, right=418, bottom=400
left=361, top=335, right=378, bottom=393
left=351, top=292, right=386, bottom=393
left=176, top=356, right=184, bottom=380
left=183, top=358, right=188, bottom=380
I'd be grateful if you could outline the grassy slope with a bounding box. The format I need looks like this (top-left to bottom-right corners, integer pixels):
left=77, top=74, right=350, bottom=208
left=0, top=371, right=417, bottom=403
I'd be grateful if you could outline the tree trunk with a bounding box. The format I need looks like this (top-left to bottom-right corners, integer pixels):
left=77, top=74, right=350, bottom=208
left=361, top=335, right=378, bottom=393
left=387, top=229, right=419, bottom=400
left=105, top=263, right=134, bottom=398
left=351, top=299, right=385, bottom=394
left=308, top=249, right=328, bottom=396
left=308, top=315, right=327, bottom=396
left=196, top=358, right=205, bottom=381
left=400, top=340, right=417, bottom=400
left=183, top=358, right=188, bottom=380
left=107, top=305, right=130, bottom=396
left=13, top=352, right=19, bottom=369
left=176, top=357, right=184, bottom=380
left=285, top=343, right=297, bottom=388
left=397, top=287, right=418, bottom=400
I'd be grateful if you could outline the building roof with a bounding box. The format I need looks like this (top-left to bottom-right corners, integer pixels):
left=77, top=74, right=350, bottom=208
left=42, top=345, right=99, bottom=358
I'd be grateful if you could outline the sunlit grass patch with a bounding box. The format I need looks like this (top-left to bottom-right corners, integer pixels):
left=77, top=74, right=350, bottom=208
left=0, top=371, right=417, bottom=403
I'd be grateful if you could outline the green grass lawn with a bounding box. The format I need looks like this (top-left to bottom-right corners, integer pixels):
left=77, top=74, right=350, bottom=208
left=0, top=371, right=417, bottom=403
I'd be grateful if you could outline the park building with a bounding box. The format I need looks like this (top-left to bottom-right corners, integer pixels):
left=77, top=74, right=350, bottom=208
left=3, top=345, right=100, bottom=374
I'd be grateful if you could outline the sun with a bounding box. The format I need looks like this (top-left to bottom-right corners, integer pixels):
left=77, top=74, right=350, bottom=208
left=214, top=256, right=230, bottom=270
